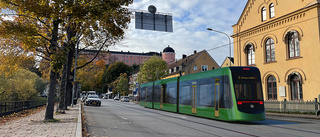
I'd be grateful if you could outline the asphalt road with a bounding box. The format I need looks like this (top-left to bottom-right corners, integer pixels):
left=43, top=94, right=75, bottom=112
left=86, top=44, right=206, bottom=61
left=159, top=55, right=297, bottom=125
left=83, top=99, right=320, bottom=137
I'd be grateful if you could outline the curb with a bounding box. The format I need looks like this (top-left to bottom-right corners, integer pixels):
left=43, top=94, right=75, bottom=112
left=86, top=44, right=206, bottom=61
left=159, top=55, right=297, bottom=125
left=76, top=100, right=82, bottom=137
left=266, top=112, right=320, bottom=120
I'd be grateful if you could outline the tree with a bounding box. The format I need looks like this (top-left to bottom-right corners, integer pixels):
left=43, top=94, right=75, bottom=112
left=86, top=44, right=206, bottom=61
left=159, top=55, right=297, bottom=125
left=0, top=0, right=133, bottom=120
left=77, top=59, right=105, bottom=93
left=102, top=62, right=133, bottom=92
left=0, top=38, right=36, bottom=77
left=0, top=69, right=41, bottom=101
left=138, top=56, right=167, bottom=83
left=116, top=73, right=129, bottom=96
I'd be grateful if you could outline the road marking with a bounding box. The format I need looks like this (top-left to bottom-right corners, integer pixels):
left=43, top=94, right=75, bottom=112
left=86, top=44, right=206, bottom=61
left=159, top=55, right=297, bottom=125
left=180, top=116, right=187, bottom=119
left=119, top=116, right=127, bottom=120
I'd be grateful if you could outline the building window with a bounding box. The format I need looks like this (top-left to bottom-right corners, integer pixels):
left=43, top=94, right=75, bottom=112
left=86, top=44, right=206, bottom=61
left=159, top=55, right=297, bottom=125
left=261, top=7, right=267, bottom=21
left=204, top=57, right=206, bottom=60
left=179, top=66, right=182, bottom=71
left=246, top=44, right=255, bottom=65
left=169, top=69, right=171, bottom=73
left=288, top=31, right=300, bottom=58
left=201, top=65, right=208, bottom=72
left=270, top=3, right=275, bottom=18
left=194, top=66, right=197, bottom=71
left=267, top=75, right=277, bottom=100
left=290, top=74, right=303, bottom=100
left=174, top=67, right=176, bottom=72
left=266, top=38, right=275, bottom=62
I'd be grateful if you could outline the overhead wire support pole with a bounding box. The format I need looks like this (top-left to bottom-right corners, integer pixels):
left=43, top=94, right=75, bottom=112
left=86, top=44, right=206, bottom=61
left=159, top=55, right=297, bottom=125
left=72, top=42, right=79, bottom=107
left=207, top=28, right=232, bottom=67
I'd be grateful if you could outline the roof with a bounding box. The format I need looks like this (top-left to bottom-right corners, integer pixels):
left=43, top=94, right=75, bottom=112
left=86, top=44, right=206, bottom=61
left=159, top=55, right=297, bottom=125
left=227, top=57, right=234, bottom=63
left=233, top=0, right=251, bottom=26
left=81, top=49, right=161, bottom=56
left=163, top=45, right=175, bottom=53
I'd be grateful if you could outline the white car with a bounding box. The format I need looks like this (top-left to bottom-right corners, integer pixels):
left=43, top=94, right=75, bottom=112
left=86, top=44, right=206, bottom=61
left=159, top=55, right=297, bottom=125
left=85, top=95, right=101, bottom=106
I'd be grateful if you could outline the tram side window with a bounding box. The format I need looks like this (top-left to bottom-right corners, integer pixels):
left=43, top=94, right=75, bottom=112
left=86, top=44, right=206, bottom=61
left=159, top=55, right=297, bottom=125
left=222, top=76, right=232, bottom=108
left=140, top=88, right=146, bottom=101
left=166, top=87, right=176, bottom=104
left=147, top=87, right=153, bottom=102
left=154, top=85, right=161, bottom=103
left=199, top=84, right=213, bottom=107
left=180, top=86, right=191, bottom=105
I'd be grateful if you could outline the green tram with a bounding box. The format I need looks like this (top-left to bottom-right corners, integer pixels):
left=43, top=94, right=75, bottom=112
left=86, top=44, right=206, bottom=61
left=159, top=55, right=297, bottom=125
left=140, top=67, right=265, bottom=121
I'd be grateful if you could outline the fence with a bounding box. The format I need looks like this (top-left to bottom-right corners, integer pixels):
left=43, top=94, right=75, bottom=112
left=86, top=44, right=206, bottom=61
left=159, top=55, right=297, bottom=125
left=0, top=100, right=47, bottom=117
left=264, top=98, right=319, bottom=113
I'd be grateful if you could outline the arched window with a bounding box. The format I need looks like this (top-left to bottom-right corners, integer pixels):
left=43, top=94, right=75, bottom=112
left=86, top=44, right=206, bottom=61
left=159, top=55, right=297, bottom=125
left=261, top=7, right=267, bottom=21
left=290, top=74, right=303, bottom=100
left=246, top=44, right=255, bottom=65
left=288, top=31, right=300, bottom=58
left=270, top=3, right=275, bottom=18
left=267, top=75, right=277, bottom=100
left=266, top=38, right=275, bottom=62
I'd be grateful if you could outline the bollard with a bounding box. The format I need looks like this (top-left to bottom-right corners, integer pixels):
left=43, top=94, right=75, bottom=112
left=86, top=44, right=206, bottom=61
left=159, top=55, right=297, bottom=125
left=315, top=98, right=318, bottom=111
left=284, top=98, right=287, bottom=113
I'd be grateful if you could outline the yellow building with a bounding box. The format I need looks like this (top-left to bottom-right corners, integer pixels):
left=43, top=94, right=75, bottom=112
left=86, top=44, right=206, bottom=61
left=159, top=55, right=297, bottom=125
left=221, top=57, right=234, bottom=68
left=164, top=50, right=220, bottom=79
left=231, top=0, right=320, bottom=101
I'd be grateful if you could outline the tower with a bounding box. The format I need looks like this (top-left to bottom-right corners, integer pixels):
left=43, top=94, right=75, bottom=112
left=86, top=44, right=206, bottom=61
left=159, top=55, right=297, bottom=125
left=162, top=45, right=175, bottom=64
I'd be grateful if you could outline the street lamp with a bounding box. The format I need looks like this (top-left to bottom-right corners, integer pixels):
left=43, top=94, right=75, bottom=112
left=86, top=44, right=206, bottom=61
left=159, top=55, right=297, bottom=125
left=207, top=28, right=232, bottom=67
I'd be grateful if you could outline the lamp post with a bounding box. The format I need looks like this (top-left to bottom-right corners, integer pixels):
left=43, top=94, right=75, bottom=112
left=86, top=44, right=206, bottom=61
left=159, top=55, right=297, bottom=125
left=207, top=28, right=232, bottom=67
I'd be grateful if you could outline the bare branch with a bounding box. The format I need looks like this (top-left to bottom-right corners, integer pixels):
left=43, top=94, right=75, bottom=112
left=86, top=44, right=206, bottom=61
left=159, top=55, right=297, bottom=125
left=76, top=43, right=104, bottom=69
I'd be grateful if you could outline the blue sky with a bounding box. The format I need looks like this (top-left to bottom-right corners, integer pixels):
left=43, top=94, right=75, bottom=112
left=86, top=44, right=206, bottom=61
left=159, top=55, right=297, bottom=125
left=112, top=0, right=248, bottom=65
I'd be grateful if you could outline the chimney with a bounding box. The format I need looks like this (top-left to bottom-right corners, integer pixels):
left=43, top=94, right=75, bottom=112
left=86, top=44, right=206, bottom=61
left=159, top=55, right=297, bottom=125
left=194, top=50, right=197, bottom=54
left=182, top=54, right=187, bottom=59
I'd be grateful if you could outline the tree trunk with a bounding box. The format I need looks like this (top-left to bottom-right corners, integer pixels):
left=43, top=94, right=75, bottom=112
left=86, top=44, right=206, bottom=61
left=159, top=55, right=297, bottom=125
left=65, top=47, right=74, bottom=107
left=45, top=70, right=57, bottom=120
left=44, top=20, right=59, bottom=120
left=58, top=52, right=68, bottom=111
left=65, top=21, right=76, bottom=107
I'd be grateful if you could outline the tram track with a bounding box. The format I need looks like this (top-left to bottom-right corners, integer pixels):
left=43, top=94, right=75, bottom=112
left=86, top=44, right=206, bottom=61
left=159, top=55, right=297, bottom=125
left=108, top=101, right=261, bottom=137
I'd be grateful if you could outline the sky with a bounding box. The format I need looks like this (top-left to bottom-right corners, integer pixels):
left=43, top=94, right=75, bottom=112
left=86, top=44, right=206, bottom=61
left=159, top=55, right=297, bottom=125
left=112, top=0, right=248, bottom=65
left=0, top=0, right=248, bottom=66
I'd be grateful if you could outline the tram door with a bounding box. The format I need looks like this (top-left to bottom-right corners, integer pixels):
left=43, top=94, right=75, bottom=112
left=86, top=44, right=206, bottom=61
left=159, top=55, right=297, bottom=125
left=214, top=78, right=220, bottom=117
left=160, top=85, right=164, bottom=109
left=192, top=85, right=197, bottom=114
left=145, top=88, right=147, bottom=107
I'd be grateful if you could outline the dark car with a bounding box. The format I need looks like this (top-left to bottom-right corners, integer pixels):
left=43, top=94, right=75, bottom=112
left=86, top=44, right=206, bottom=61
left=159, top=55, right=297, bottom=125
left=85, top=95, right=101, bottom=106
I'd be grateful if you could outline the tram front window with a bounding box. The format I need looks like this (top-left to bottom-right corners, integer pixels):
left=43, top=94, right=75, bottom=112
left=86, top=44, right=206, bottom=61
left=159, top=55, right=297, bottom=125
left=231, top=67, right=264, bottom=114
left=234, top=81, right=263, bottom=101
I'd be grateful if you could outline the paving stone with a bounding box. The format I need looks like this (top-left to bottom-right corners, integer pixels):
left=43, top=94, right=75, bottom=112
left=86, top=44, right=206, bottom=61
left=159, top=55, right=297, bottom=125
left=0, top=104, right=79, bottom=137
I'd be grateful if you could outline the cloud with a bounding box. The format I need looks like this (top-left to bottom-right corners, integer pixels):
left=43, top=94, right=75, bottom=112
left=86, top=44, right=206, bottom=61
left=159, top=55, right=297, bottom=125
left=108, top=0, right=248, bottom=65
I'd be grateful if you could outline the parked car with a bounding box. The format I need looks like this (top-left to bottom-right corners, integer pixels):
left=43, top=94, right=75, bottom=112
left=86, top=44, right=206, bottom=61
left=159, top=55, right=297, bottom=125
left=114, top=96, right=119, bottom=101
left=85, top=95, right=101, bottom=106
left=120, top=96, right=129, bottom=102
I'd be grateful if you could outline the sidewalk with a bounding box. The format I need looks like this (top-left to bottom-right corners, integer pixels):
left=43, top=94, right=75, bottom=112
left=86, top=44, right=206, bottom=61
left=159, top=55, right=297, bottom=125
left=266, top=112, right=320, bottom=120
left=0, top=103, right=81, bottom=137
